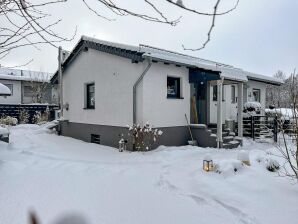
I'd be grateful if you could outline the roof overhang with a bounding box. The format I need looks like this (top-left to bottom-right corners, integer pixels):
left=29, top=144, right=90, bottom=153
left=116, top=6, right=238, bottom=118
left=247, top=76, right=283, bottom=86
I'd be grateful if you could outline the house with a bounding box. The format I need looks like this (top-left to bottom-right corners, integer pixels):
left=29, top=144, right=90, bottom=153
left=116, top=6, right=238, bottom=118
left=51, top=36, right=282, bottom=149
left=0, top=68, right=58, bottom=105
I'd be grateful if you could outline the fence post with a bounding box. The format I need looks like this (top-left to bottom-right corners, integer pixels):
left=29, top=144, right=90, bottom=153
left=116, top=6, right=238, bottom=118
left=251, top=116, right=255, bottom=141
left=274, top=114, right=278, bottom=142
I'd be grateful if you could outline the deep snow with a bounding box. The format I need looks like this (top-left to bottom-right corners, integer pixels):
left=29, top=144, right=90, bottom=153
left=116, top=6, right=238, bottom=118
left=0, top=125, right=297, bottom=224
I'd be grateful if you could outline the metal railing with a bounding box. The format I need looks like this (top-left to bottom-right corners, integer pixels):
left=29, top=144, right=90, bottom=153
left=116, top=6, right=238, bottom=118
left=243, top=115, right=278, bottom=142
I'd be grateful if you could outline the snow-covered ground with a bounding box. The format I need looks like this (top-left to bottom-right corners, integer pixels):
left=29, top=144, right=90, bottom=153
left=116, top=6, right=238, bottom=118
left=0, top=125, right=297, bottom=224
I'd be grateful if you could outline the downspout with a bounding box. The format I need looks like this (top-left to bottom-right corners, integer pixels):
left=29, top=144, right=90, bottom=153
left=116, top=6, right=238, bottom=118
left=58, top=46, right=63, bottom=117
left=217, top=77, right=224, bottom=148
left=133, top=59, right=152, bottom=124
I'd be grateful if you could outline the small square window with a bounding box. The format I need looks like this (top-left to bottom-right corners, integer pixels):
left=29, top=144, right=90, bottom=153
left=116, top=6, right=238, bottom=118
left=167, top=77, right=181, bottom=98
left=86, top=83, right=95, bottom=109
left=91, top=134, right=100, bottom=144
left=253, top=88, right=261, bottom=102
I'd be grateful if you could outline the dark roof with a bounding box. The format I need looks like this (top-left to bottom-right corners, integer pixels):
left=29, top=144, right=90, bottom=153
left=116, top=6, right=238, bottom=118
left=51, top=36, right=283, bottom=86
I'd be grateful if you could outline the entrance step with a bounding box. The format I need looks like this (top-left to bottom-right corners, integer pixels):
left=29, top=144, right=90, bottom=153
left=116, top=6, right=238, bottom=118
left=223, top=140, right=241, bottom=149
left=190, top=124, right=241, bottom=149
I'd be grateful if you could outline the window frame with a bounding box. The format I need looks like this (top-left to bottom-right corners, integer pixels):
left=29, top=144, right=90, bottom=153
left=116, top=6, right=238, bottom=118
left=212, top=85, right=225, bottom=102
left=231, top=85, right=236, bottom=103
left=85, top=83, right=95, bottom=109
left=24, top=85, right=34, bottom=98
left=167, top=76, right=183, bottom=99
left=252, top=88, right=261, bottom=102
left=3, top=84, right=13, bottom=96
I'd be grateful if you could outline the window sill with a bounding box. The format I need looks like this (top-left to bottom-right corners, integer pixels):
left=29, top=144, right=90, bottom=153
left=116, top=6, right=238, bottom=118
left=167, top=96, right=184, bottom=100
left=83, top=107, right=95, bottom=110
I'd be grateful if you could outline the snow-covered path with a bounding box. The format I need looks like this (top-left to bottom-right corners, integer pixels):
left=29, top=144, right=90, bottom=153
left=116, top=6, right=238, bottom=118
left=0, top=125, right=297, bottom=224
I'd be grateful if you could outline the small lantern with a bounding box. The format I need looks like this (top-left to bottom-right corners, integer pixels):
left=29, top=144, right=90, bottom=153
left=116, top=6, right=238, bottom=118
left=119, top=139, right=127, bottom=152
left=203, top=155, right=214, bottom=172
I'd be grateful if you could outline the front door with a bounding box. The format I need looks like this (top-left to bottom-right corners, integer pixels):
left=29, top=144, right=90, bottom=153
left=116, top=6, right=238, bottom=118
left=195, top=83, right=207, bottom=124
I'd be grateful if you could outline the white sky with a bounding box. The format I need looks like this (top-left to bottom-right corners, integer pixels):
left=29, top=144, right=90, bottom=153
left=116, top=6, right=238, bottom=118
left=2, top=0, right=297, bottom=77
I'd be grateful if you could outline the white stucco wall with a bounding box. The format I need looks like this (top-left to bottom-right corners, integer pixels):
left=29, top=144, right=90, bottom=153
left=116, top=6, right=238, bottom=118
left=62, top=48, right=148, bottom=127
left=209, top=80, right=267, bottom=123
left=62, top=49, right=190, bottom=128
left=0, top=80, right=22, bottom=104
left=142, top=63, right=190, bottom=127
left=246, top=80, right=267, bottom=112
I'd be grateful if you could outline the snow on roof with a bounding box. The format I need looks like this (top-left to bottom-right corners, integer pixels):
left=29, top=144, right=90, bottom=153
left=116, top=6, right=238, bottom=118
left=0, top=68, right=52, bottom=82
left=140, top=44, right=278, bottom=84
left=0, top=83, right=11, bottom=96
left=57, top=36, right=283, bottom=85
left=246, top=72, right=283, bottom=84
left=82, top=36, right=140, bottom=52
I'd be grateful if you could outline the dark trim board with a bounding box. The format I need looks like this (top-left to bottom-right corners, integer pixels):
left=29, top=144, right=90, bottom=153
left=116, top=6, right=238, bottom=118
left=60, top=121, right=191, bottom=149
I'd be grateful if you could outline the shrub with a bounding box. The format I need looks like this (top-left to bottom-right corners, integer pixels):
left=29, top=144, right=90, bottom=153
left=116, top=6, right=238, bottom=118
left=266, top=158, right=280, bottom=172
left=243, top=101, right=262, bottom=112
left=0, top=115, right=18, bottom=126
left=32, top=110, right=49, bottom=124
left=127, top=122, right=163, bottom=151
left=19, top=109, right=30, bottom=124
left=214, top=160, right=243, bottom=176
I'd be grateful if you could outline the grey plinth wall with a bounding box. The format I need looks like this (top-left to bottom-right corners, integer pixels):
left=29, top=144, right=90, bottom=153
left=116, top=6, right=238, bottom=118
left=60, top=121, right=190, bottom=150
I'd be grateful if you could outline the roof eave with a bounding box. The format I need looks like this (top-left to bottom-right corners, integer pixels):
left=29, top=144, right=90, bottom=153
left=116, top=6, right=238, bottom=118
left=248, top=77, right=283, bottom=86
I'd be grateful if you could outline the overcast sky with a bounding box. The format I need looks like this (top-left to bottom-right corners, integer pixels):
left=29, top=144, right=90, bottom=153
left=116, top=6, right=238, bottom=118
left=2, top=0, right=298, bottom=77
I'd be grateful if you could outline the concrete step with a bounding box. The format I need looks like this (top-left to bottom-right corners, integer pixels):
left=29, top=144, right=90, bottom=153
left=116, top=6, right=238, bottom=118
left=229, top=132, right=236, bottom=137
left=223, top=140, right=241, bottom=149
left=234, top=137, right=243, bottom=145
left=223, top=136, right=234, bottom=143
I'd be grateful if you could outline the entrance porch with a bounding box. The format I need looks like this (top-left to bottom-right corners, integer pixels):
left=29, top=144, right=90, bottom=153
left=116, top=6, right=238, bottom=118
left=189, top=68, right=246, bottom=148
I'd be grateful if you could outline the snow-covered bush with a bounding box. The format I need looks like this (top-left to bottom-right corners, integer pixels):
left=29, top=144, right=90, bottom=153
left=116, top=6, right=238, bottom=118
left=244, top=101, right=262, bottom=112
left=237, top=150, right=250, bottom=166
left=243, top=102, right=262, bottom=118
left=0, top=115, right=18, bottom=126
left=266, top=158, right=280, bottom=172
left=32, top=110, right=49, bottom=124
left=255, top=155, right=264, bottom=163
left=18, top=109, right=30, bottom=124
left=127, top=122, right=163, bottom=151
left=214, top=160, right=243, bottom=176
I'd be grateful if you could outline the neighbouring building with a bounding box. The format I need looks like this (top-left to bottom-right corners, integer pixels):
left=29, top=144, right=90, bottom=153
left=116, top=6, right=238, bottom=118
left=0, top=68, right=58, bottom=105
left=51, top=36, right=282, bottom=149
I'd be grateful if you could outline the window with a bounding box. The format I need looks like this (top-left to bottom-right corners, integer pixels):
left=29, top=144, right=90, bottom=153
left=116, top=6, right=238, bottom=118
left=213, top=85, right=217, bottom=101
left=24, top=86, right=34, bottom=97
left=167, top=77, right=181, bottom=99
left=3, top=84, right=13, bottom=95
left=212, top=85, right=225, bottom=101
left=91, top=134, right=100, bottom=144
left=231, top=85, right=236, bottom=103
left=86, top=83, right=95, bottom=109
left=252, top=88, right=261, bottom=102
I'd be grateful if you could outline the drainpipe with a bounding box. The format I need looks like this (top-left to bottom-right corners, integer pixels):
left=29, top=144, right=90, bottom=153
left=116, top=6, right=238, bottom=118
left=133, top=59, right=152, bottom=124
left=217, top=77, right=224, bottom=148
left=58, top=46, right=63, bottom=117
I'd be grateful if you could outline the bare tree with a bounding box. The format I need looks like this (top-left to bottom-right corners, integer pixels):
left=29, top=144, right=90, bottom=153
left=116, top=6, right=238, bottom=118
left=27, top=71, right=51, bottom=103
left=275, top=70, right=298, bottom=181
left=0, top=0, right=240, bottom=65
left=266, top=71, right=288, bottom=108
